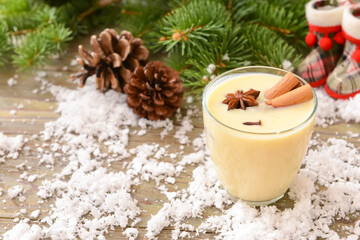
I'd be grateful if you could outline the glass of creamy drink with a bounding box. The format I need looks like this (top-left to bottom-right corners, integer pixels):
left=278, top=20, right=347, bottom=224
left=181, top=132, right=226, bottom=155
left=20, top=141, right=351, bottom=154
left=202, top=66, right=318, bottom=205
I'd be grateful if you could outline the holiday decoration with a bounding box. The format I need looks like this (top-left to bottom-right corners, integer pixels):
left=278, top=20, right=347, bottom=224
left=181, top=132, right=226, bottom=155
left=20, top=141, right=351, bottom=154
left=155, top=0, right=308, bottom=96
left=222, top=89, right=260, bottom=111
left=324, top=3, right=360, bottom=99
left=124, top=61, right=184, bottom=120
left=0, top=0, right=309, bottom=97
left=296, top=0, right=360, bottom=99
left=72, top=29, right=149, bottom=92
left=296, top=0, right=348, bottom=88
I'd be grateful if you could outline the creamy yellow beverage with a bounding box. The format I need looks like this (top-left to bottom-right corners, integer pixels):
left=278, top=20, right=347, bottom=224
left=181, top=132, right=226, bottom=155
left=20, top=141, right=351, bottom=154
left=203, top=67, right=317, bottom=204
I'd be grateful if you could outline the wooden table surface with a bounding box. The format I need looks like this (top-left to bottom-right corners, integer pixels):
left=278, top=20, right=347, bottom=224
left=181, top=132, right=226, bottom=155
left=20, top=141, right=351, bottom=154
left=0, top=40, right=359, bottom=239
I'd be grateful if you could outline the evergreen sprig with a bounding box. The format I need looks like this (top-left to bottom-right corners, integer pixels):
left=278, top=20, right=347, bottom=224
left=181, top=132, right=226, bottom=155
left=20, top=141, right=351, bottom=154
left=171, top=26, right=251, bottom=98
left=0, top=0, right=122, bottom=70
left=0, top=0, right=309, bottom=98
left=116, top=0, right=169, bottom=37
left=233, top=0, right=308, bottom=51
left=243, top=24, right=302, bottom=68
left=157, top=0, right=231, bottom=56
left=0, top=25, right=12, bottom=66
left=55, top=0, right=99, bottom=35
left=12, top=24, right=72, bottom=70
left=0, top=0, right=74, bottom=70
left=0, top=1, right=37, bottom=33
left=153, top=0, right=308, bottom=96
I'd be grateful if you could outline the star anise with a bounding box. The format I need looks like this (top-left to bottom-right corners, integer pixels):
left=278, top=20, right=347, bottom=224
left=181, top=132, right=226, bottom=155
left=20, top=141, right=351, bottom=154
left=222, top=89, right=260, bottom=111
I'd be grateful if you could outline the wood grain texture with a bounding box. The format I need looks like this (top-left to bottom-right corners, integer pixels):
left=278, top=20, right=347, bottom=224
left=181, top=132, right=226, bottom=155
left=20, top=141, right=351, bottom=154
left=0, top=39, right=359, bottom=239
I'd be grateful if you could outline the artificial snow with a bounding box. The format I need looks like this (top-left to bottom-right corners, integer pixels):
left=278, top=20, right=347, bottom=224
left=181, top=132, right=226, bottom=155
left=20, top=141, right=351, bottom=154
left=40, top=168, right=140, bottom=239
left=0, top=133, right=23, bottom=160
left=196, top=138, right=360, bottom=239
left=29, top=210, right=40, bottom=219
left=7, top=185, right=24, bottom=199
left=315, top=88, right=360, bottom=126
left=3, top=222, right=41, bottom=240
left=206, top=64, right=216, bottom=75
left=174, top=112, right=194, bottom=145
left=222, top=53, right=230, bottom=61
left=2, top=72, right=360, bottom=240
left=146, top=159, right=231, bottom=239
left=122, top=228, right=139, bottom=240
left=282, top=60, right=294, bottom=71
left=7, top=77, right=17, bottom=87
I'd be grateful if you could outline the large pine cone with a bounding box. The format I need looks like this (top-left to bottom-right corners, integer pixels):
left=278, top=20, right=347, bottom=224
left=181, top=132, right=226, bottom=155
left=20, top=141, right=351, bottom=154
left=72, top=29, right=149, bottom=93
left=124, top=61, right=184, bottom=120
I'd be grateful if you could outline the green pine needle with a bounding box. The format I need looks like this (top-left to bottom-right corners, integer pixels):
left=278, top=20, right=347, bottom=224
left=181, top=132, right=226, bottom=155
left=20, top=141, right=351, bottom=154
left=0, top=25, right=12, bottom=66
left=0, top=0, right=308, bottom=92
left=156, top=0, right=231, bottom=56
left=116, top=0, right=169, bottom=37
left=180, top=26, right=251, bottom=97
left=12, top=33, right=54, bottom=70
left=243, top=23, right=302, bottom=68
left=12, top=24, right=72, bottom=70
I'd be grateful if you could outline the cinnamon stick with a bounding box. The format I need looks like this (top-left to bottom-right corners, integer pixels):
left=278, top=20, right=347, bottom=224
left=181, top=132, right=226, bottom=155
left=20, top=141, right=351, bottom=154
left=266, top=84, right=313, bottom=108
left=265, top=72, right=300, bottom=100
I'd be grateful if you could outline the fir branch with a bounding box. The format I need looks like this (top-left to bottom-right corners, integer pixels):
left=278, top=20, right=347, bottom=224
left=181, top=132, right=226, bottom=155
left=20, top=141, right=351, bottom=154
left=2, top=2, right=62, bottom=36
left=164, top=52, right=188, bottom=73
left=116, top=0, right=169, bottom=37
left=254, top=2, right=307, bottom=41
left=156, top=0, right=231, bottom=56
left=10, top=28, right=35, bottom=36
left=168, top=0, right=227, bottom=8
left=76, top=0, right=121, bottom=21
left=0, top=25, right=12, bottom=66
left=0, top=0, right=310, bottom=81
left=12, top=24, right=72, bottom=70
left=226, top=0, right=233, bottom=10
left=0, top=1, right=62, bottom=32
left=180, top=26, right=251, bottom=97
left=243, top=23, right=302, bottom=68
left=232, top=0, right=257, bottom=22
left=0, top=0, right=29, bottom=14
left=56, top=1, right=97, bottom=35
left=41, top=24, right=72, bottom=50
left=12, top=33, right=54, bottom=70
left=35, top=5, right=59, bottom=26
left=0, top=2, right=37, bottom=32
left=233, top=0, right=308, bottom=51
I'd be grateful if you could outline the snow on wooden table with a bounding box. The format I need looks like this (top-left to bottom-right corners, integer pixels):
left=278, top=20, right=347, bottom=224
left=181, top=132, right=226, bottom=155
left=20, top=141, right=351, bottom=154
left=0, top=40, right=359, bottom=239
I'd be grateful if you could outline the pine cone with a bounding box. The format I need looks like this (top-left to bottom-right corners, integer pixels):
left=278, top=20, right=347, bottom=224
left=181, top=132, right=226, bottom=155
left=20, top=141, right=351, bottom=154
left=124, top=61, right=184, bottom=120
left=72, top=29, right=149, bottom=93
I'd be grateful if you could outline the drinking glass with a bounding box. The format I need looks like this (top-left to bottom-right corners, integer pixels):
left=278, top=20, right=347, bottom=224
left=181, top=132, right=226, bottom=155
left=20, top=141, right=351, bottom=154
left=202, top=66, right=318, bottom=205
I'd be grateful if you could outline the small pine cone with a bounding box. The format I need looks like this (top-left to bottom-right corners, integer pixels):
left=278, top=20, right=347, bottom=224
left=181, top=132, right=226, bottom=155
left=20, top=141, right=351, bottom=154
left=72, top=29, right=149, bottom=93
left=124, top=61, right=184, bottom=120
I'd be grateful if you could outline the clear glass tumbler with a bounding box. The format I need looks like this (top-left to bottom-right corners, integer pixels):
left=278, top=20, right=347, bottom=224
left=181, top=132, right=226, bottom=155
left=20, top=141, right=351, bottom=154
left=202, top=66, right=318, bottom=205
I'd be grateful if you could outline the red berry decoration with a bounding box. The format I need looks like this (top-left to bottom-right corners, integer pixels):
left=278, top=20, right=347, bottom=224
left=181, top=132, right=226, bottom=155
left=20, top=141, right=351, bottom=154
left=305, top=32, right=317, bottom=48
left=352, top=48, right=360, bottom=63
left=319, top=36, right=333, bottom=51
left=333, top=32, right=346, bottom=45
